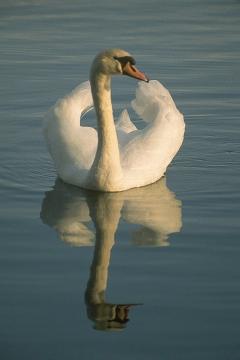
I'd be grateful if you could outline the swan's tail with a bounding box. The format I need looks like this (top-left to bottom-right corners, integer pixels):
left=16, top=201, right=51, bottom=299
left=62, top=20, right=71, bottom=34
left=116, top=109, right=137, bottom=134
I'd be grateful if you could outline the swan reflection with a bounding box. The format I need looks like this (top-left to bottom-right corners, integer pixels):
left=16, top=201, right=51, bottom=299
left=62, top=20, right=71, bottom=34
left=40, top=178, right=182, bottom=330
left=41, top=177, right=182, bottom=247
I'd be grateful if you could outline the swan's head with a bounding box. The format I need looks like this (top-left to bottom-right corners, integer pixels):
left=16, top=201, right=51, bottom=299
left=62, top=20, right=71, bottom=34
left=90, top=48, right=149, bottom=82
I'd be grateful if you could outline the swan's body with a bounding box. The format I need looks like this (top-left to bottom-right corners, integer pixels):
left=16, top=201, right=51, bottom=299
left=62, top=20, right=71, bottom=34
left=44, top=49, right=185, bottom=192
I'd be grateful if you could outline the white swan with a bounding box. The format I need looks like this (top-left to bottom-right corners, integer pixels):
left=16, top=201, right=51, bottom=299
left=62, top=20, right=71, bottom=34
left=44, top=48, right=185, bottom=192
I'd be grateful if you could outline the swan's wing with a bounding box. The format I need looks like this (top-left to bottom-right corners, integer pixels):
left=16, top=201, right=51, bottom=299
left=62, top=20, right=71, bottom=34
left=121, top=80, right=185, bottom=188
left=131, top=79, right=178, bottom=123
left=44, top=81, right=97, bottom=185
left=67, top=80, right=94, bottom=123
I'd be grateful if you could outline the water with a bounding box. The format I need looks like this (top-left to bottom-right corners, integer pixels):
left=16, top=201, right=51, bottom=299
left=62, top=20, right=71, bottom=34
left=1, top=0, right=240, bottom=359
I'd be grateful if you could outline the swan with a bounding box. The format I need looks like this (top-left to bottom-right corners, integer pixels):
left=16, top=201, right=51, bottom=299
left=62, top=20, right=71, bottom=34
left=44, top=48, right=185, bottom=192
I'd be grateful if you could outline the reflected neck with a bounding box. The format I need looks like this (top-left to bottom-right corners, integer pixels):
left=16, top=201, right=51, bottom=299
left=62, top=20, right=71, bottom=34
left=85, top=194, right=122, bottom=304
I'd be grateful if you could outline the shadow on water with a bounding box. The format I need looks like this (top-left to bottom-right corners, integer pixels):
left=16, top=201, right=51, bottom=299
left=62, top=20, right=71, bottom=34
left=40, top=177, right=183, bottom=331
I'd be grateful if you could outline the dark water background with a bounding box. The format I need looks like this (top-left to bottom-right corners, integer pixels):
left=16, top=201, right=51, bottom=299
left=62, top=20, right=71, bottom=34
left=0, top=0, right=240, bottom=359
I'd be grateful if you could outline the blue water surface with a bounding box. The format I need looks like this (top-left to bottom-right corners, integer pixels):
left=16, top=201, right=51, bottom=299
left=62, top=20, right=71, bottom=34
left=0, top=0, right=240, bottom=359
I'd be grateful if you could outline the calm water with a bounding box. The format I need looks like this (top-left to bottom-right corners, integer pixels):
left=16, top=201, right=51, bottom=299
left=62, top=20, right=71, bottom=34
left=1, top=0, right=240, bottom=359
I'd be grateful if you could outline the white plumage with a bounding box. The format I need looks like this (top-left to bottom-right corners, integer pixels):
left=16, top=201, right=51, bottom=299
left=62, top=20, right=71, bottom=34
left=44, top=49, right=185, bottom=192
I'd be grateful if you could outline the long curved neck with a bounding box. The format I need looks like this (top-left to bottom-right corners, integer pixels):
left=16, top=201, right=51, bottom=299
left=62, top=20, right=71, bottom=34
left=89, top=71, right=122, bottom=191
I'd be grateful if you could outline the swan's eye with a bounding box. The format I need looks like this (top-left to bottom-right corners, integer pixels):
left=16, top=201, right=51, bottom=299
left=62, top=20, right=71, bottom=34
left=113, top=56, right=136, bottom=66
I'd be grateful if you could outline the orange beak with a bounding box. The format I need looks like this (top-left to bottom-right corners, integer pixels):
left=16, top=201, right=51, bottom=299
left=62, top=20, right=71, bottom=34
left=123, top=63, right=149, bottom=82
